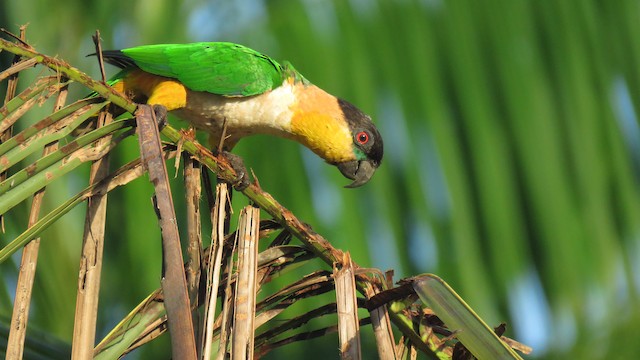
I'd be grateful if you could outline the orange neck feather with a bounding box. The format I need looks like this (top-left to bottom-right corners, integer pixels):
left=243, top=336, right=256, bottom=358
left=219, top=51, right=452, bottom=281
left=289, top=84, right=354, bottom=163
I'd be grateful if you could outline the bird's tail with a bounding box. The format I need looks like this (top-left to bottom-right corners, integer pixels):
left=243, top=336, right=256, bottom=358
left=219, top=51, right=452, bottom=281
left=84, top=49, right=136, bottom=98
left=87, top=50, right=138, bottom=69
left=78, top=51, right=135, bottom=135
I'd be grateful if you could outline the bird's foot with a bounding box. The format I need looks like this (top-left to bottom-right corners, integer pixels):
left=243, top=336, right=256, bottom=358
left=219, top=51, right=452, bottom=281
left=151, top=104, right=168, bottom=130
left=220, top=150, right=251, bottom=191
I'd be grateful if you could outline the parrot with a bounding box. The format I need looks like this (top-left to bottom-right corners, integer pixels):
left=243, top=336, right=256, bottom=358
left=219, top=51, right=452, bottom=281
left=99, top=42, right=383, bottom=187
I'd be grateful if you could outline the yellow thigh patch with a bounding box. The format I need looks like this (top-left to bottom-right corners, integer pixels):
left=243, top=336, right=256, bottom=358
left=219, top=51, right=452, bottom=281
left=116, top=70, right=188, bottom=111
left=146, top=80, right=188, bottom=111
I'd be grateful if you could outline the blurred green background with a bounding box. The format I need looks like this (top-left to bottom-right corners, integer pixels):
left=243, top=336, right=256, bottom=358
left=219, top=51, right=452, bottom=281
left=2, top=0, right=640, bottom=359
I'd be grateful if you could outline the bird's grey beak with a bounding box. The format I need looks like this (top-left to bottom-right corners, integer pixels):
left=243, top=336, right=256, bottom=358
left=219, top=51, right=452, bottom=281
left=337, top=160, right=377, bottom=188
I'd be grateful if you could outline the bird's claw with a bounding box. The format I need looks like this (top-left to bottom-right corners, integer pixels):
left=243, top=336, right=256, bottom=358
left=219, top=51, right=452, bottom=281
left=151, top=104, right=168, bottom=130
left=148, top=105, right=248, bottom=190
left=220, top=151, right=250, bottom=191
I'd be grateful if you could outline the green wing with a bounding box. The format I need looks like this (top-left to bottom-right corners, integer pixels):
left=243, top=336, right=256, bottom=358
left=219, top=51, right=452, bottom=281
left=121, top=42, right=286, bottom=97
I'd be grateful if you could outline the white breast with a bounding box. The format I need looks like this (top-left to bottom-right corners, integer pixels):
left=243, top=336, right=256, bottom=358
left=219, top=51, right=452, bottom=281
left=174, top=81, right=297, bottom=141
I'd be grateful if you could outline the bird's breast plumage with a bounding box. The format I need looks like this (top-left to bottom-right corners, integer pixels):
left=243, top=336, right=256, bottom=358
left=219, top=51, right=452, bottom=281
left=174, top=80, right=298, bottom=144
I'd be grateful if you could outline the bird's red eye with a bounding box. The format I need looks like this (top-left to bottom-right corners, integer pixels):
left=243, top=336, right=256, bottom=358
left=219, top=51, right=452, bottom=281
left=356, top=131, right=369, bottom=145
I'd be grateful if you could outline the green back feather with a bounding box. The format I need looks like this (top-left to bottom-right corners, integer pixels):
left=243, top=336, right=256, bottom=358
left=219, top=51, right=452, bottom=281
left=120, top=42, right=292, bottom=97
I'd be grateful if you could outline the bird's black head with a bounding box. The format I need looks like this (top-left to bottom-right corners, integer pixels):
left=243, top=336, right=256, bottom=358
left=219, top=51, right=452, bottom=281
left=335, top=98, right=384, bottom=188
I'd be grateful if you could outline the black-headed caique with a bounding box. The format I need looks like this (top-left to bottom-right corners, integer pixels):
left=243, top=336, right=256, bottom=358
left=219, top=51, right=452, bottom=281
left=101, top=42, right=383, bottom=187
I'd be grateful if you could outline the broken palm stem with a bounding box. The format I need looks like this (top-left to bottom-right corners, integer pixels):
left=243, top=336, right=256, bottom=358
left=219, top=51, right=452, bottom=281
left=136, top=104, right=197, bottom=359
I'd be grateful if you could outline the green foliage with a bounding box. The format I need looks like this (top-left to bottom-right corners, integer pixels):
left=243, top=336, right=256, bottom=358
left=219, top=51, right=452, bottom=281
left=2, top=0, right=640, bottom=359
